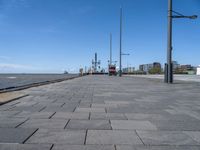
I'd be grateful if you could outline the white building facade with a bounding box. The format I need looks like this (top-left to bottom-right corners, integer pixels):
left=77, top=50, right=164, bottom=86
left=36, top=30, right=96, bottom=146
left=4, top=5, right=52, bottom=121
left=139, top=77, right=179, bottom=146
left=197, top=65, right=200, bottom=75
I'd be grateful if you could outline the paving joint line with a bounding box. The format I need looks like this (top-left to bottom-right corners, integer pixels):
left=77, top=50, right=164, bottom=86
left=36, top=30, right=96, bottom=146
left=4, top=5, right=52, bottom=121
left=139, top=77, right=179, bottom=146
left=64, top=119, right=70, bottom=129
left=109, top=119, right=112, bottom=130
left=10, top=101, right=21, bottom=106
left=22, top=128, right=39, bottom=144
left=32, top=102, right=39, bottom=106
left=49, top=112, right=56, bottom=119
left=105, top=107, right=108, bottom=113
left=60, top=103, right=65, bottom=107
left=135, top=130, right=145, bottom=145
left=123, top=113, right=128, bottom=120
left=84, top=129, right=88, bottom=145
left=114, top=145, right=117, bottom=150
left=50, top=144, right=54, bottom=150
left=13, top=110, right=22, bottom=116
left=89, top=112, right=91, bottom=120
left=15, top=118, right=29, bottom=128
left=72, top=106, right=77, bottom=112
left=39, top=106, right=46, bottom=112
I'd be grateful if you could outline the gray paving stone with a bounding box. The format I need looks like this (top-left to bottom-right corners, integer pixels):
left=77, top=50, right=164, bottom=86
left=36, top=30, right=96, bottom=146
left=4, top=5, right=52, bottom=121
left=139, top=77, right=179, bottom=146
left=91, top=103, right=118, bottom=108
left=136, top=131, right=199, bottom=145
left=90, top=113, right=127, bottom=120
left=105, top=100, right=133, bottom=105
left=66, top=120, right=111, bottom=130
left=150, top=120, right=200, bottom=131
left=0, top=128, right=37, bottom=143
left=183, top=131, right=200, bottom=143
left=0, top=118, right=27, bottom=128
left=75, top=108, right=105, bottom=113
left=9, top=106, right=45, bottom=112
left=19, top=119, right=68, bottom=129
left=86, top=130, right=143, bottom=145
left=52, top=112, right=89, bottom=120
left=14, top=101, right=38, bottom=107
left=0, top=111, right=20, bottom=118
left=41, top=106, right=75, bottom=112
left=36, top=102, right=65, bottom=107
left=52, top=145, right=115, bottom=150
left=0, top=105, right=15, bottom=111
left=27, top=129, right=86, bottom=144
left=125, top=113, right=163, bottom=120
left=0, top=143, right=52, bottom=150
left=116, top=145, right=200, bottom=150
left=111, top=120, right=157, bottom=130
left=79, top=102, right=92, bottom=107
left=14, top=111, right=55, bottom=119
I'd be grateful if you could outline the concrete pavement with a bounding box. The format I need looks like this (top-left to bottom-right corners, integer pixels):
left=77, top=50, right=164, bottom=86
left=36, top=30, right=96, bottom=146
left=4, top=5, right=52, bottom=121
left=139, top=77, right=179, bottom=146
left=0, top=75, right=200, bottom=149
left=128, top=74, right=200, bottom=83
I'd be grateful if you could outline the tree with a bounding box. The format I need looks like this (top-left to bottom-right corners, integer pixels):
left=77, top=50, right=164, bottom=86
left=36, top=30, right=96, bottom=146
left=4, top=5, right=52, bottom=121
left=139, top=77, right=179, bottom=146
left=149, top=67, right=161, bottom=74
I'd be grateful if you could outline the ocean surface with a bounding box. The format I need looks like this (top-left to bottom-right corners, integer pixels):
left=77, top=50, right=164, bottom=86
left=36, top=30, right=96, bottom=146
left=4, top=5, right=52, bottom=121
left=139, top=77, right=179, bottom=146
left=0, top=74, right=78, bottom=90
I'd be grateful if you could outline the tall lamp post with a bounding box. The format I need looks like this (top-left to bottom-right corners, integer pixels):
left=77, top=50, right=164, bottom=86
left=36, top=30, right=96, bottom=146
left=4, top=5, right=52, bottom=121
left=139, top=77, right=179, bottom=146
left=110, top=33, right=112, bottom=66
left=119, top=7, right=123, bottom=77
left=165, top=0, right=197, bottom=83
left=119, top=8, right=131, bottom=77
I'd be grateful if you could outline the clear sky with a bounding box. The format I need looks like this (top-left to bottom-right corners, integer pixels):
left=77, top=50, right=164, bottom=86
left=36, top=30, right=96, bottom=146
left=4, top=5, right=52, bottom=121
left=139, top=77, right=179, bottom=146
left=0, top=0, right=199, bottom=73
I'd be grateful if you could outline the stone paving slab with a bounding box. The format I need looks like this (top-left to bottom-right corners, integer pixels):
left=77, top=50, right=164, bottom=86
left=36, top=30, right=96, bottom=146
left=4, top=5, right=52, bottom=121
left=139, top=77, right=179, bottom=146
left=111, top=120, right=157, bottom=130
left=86, top=130, right=143, bottom=145
left=116, top=145, right=200, bottom=150
left=0, top=105, right=16, bottom=111
left=52, top=112, right=89, bottom=120
left=52, top=145, right=115, bottom=150
left=26, top=129, right=86, bottom=144
left=19, top=118, right=68, bottom=129
left=0, top=110, right=20, bottom=118
left=125, top=113, right=164, bottom=120
left=183, top=131, right=200, bottom=143
left=0, top=118, right=27, bottom=128
left=13, top=111, right=55, bottom=119
left=0, top=143, right=52, bottom=150
left=14, top=101, right=38, bottom=107
left=66, top=120, right=111, bottom=130
left=78, top=102, right=92, bottom=107
left=136, top=131, right=199, bottom=145
left=41, top=105, right=76, bottom=112
left=90, top=113, right=127, bottom=120
left=150, top=120, right=200, bottom=131
left=0, top=128, right=37, bottom=143
left=9, top=105, right=45, bottom=112
left=75, top=107, right=105, bottom=113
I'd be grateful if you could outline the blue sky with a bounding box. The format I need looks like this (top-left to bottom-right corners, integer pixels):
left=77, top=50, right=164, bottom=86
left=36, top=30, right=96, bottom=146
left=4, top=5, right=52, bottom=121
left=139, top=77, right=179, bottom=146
left=0, top=0, right=199, bottom=73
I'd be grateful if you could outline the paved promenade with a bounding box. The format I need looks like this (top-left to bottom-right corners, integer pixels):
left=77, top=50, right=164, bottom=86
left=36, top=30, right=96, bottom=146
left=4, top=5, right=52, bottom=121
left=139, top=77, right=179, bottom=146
left=0, top=75, right=200, bottom=149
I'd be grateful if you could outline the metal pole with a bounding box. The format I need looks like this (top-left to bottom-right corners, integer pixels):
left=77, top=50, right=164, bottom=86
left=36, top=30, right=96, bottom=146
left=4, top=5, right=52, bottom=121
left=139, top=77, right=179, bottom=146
left=110, top=33, right=112, bottom=65
left=119, top=7, right=122, bottom=77
left=167, top=0, right=173, bottom=83
left=95, top=53, right=97, bottom=72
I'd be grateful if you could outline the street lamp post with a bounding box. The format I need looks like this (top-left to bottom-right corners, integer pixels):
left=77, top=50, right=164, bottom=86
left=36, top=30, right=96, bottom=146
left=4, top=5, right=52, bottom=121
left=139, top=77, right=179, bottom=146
left=119, top=7, right=123, bottom=77
left=119, top=8, right=130, bottom=77
left=110, top=33, right=112, bottom=66
left=165, top=0, right=197, bottom=83
left=166, top=0, right=173, bottom=83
